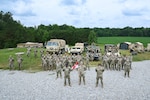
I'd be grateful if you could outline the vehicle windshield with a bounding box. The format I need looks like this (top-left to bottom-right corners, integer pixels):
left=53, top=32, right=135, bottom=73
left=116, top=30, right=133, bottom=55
left=47, top=42, right=58, bottom=46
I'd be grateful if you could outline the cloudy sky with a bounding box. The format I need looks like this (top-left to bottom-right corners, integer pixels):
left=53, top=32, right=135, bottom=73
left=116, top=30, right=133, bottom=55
left=0, top=0, right=150, bottom=28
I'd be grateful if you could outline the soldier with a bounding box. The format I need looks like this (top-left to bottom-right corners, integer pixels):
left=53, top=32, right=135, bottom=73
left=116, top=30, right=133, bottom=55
left=117, top=57, right=122, bottom=71
left=34, top=47, right=38, bottom=58
left=124, top=60, right=131, bottom=78
left=128, top=54, right=133, bottom=69
left=17, top=55, right=23, bottom=70
left=95, top=63, right=105, bottom=88
left=40, top=48, right=45, bottom=57
left=41, top=55, right=47, bottom=71
left=63, top=65, right=72, bottom=86
left=56, top=59, right=62, bottom=79
left=78, top=61, right=86, bottom=85
left=8, top=55, right=14, bottom=70
left=121, top=55, right=127, bottom=70
left=26, top=47, right=31, bottom=57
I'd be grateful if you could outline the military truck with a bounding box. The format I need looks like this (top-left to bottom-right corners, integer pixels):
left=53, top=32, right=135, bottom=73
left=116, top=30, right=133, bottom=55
left=46, top=39, right=66, bottom=54
left=70, top=43, right=84, bottom=55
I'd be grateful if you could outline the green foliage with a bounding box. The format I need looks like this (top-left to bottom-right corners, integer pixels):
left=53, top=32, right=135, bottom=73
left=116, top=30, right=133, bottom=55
left=88, top=30, right=97, bottom=44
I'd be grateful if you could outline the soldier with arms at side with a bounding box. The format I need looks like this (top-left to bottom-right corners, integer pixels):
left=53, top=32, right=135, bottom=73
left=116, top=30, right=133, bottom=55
left=124, top=59, right=131, bottom=78
left=95, top=63, right=105, bottom=88
left=56, top=59, right=62, bottom=79
left=78, top=61, right=87, bottom=85
left=8, top=55, right=15, bottom=70
left=63, top=64, right=72, bottom=86
left=17, top=55, right=23, bottom=70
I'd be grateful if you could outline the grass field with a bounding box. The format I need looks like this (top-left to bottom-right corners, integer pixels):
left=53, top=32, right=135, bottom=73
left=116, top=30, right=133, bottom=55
left=97, top=37, right=150, bottom=47
left=0, top=48, right=42, bottom=71
left=0, top=37, right=150, bottom=71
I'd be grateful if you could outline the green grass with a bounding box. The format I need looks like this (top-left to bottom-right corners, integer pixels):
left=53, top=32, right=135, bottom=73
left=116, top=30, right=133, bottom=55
left=0, top=48, right=43, bottom=71
left=97, top=37, right=150, bottom=47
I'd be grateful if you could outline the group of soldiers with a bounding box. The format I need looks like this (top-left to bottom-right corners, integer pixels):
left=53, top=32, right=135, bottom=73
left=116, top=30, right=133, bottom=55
left=102, top=53, right=132, bottom=77
left=40, top=50, right=106, bottom=87
left=8, top=54, right=23, bottom=70
left=8, top=46, right=132, bottom=88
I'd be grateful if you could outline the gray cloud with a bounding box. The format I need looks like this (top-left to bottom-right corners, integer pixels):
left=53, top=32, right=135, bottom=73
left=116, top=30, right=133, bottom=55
left=61, top=0, right=87, bottom=6
left=122, top=9, right=142, bottom=16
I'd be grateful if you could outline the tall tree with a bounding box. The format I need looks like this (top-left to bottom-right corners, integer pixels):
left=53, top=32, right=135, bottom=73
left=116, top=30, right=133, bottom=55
left=88, top=30, right=97, bottom=44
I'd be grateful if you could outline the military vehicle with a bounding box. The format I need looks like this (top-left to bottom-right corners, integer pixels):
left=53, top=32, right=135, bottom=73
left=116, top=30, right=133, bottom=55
left=86, top=44, right=101, bottom=61
left=46, top=39, right=66, bottom=54
left=104, top=44, right=120, bottom=56
left=70, top=43, right=84, bottom=55
left=70, top=46, right=83, bottom=55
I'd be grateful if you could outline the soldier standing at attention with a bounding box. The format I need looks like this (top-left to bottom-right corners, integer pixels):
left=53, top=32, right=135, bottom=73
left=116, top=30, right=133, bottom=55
left=124, top=60, right=131, bottom=78
left=17, top=55, right=23, bottom=70
left=40, top=48, right=44, bottom=57
left=78, top=61, right=87, bottom=85
left=63, top=65, right=72, bottom=86
left=56, top=60, right=62, bottom=79
left=26, top=47, right=31, bottom=57
left=8, top=55, right=14, bottom=70
left=95, top=63, right=105, bottom=88
left=34, top=47, right=38, bottom=58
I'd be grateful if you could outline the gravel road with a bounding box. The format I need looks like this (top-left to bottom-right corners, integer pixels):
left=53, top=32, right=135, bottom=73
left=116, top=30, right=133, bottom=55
left=0, top=60, right=150, bottom=100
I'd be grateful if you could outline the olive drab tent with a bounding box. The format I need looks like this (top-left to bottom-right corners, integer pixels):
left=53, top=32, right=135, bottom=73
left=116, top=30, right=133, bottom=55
left=119, top=42, right=132, bottom=50
left=146, top=43, right=150, bottom=51
left=133, top=42, right=144, bottom=53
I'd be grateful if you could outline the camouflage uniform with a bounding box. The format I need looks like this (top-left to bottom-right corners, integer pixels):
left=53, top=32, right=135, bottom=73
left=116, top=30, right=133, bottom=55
left=8, top=55, right=14, bottom=70
left=63, top=66, right=72, bottom=86
left=95, top=64, right=105, bottom=88
left=41, top=55, right=47, bottom=71
left=121, top=55, right=127, bottom=70
left=34, top=48, right=38, bottom=58
left=56, top=60, right=62, bottom=79
left=26, top=47, right=31, bottom=57
left=124, top=60, right=131, bottom=77
left=117, top=57, right=122, bottom=71
left=40, top=49, right=44, bottom=57
left=17, top=55, right=23, bottom=70
left=78, top=62, right=86, bottom=85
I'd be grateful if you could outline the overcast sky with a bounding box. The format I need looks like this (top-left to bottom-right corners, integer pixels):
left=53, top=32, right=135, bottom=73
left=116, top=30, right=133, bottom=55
left=0, top=0, right=150, bottom=28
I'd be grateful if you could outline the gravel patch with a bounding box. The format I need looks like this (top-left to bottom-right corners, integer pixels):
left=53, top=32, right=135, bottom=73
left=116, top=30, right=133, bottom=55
left=0, top=60, right=150, bottom=100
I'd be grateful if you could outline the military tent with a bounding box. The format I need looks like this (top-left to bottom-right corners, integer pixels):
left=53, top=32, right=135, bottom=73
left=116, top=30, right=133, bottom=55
left=119, top=42, right=131, bottom=50
left=133, top=42, right=144, bottom=53
left=146, top=43, right=150, bottom=51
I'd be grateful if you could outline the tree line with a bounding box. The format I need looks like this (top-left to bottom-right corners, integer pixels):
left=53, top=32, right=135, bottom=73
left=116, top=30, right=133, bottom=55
left=0, top=11, right=150, bottom=49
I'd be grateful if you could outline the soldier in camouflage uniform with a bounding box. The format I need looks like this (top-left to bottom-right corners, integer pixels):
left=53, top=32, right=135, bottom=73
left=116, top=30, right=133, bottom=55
left=8, top=55, right=15, bottom=70
left=63, top=65, right=72, bottom=86
left=40, top=48, right=44, bottom=57
left=34, top=47, right=38, bottom=58
left=56, top=59, right=62, bottom=79
left=78, top=61, right=87, bottom=85
left=95, top=63, right=105, bottom=88
left=17, top=55, right=23, bottom=70
left=26, top=47, right=31, bottom=57
left=124, top=60, right=131, bottom=78
left=41, top=55, right=47, bottom=71
left=121, top=55, right=127, bottom=70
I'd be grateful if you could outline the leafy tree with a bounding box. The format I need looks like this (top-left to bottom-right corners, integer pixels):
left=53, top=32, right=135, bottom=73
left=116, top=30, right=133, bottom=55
left=88, top=30, right=97, bottom=44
